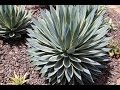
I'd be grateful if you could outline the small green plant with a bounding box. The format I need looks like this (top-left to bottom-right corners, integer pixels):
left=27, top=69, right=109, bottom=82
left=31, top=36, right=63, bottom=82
left=9, top=71, right=29, bottom=85
left=109, top=46, right=120, bottom=58
left=108, top=40, right=120, bottom=59
left=0, top=5, right=31, bottom=39
left=27, top=5, right=111, bottom=85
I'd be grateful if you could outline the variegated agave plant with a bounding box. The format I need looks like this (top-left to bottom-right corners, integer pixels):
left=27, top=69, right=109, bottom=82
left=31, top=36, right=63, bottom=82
left=0, top=5, right=31, bottom=38
left=27, top=5, right=111, bottom=85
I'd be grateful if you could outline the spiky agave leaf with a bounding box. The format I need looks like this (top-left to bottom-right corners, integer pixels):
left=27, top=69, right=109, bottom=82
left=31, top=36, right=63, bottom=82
left=27, top=5, right=111, bottom=85
left=0, top=5, right=31, bottom=39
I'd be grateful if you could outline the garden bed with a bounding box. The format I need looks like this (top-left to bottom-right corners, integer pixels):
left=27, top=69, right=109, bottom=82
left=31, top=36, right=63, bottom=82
left=0, top=5, right=120, bottom=85
left=0, top=39, right=47, bottom=85
left=0, top=5, right=48, bottom=85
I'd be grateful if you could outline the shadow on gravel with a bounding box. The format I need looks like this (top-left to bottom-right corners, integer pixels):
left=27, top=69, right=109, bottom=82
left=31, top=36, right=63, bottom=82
left=0, top=34, right=28, bottom=47
left=92, top=61, right=112, bottom=85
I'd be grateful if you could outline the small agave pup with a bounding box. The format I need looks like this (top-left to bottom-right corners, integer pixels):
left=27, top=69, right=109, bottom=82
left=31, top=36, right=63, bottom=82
left=0, top=5, right=31, bottom=39
left=9, top=71, right=29, bottom=85
left=27, top=5, right=111, bottom=85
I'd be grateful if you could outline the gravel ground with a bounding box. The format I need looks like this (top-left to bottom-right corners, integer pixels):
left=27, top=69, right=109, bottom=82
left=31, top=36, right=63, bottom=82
left=94, top=7, right=120, bottom=85
left=105, top=8, right=120, bottom=85
left=25, top=5, right=48, bottom=19
left=0, top=39, right=47, bottom=85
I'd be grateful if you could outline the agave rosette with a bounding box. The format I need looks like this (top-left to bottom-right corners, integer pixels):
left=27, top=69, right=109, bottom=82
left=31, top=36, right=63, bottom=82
left=0, top=5, right=31, bottom=38
left=27, top=5, right=111, bottom=85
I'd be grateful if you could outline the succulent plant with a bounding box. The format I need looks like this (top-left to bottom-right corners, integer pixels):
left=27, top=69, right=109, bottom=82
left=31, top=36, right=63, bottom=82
left=109, top=46, right=120, bottom=58
left=9, top=71, right=29, bottom=85
left=108, top=39, right=120, bottom=58
left=0, top=5, right=31, bottom=39
left=27, top=5, right=111, bottom=85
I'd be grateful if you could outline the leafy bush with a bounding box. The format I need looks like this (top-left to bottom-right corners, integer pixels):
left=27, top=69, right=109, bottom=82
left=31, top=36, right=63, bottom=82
left=27, top=5, right=111, bottom=85
left=0, top=5, right=31, bottom=39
